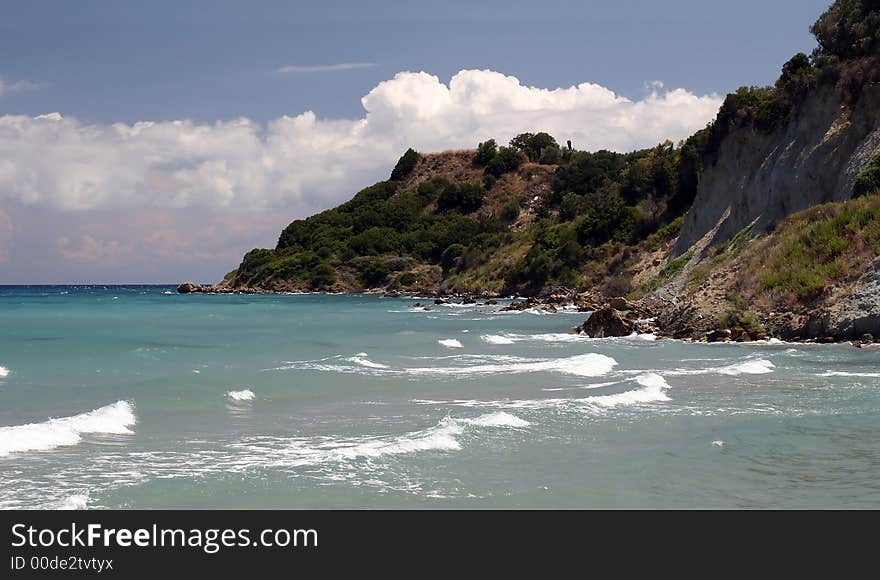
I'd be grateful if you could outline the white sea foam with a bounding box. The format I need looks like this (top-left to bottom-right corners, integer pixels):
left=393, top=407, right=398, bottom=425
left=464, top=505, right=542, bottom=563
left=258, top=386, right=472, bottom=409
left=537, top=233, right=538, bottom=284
left=57, top=493, right=89, bottom=510
left=276, top=352, right=618, bottom=378
left=460, top=411, right=530, bottom=428
left=818, top=371, right=880, bottom=378
left=347, top=354, right=389, bottom=369
left=0, top=366, right=8, bottom=378
left=717, top=359, right=775, bottom=375
left=227, top=389, right=255, bottom=401
left=481, top=334, right=515, bottom=345
left=438, top=339, right=463, bottom=348
left=270, top=418, right=465, bottom=464
left=413, top=373, right=670, bottom=413
left=0, top=401, right=136, bottom=457
left=406, top=352, right=618, bottom=378
left=239, top=411, right=533, bottom=468
left=712, top=440, right=725, bottom=448
left=579, top=373, right=671, bottom=409
left=161, top=291, right=174, bottom=295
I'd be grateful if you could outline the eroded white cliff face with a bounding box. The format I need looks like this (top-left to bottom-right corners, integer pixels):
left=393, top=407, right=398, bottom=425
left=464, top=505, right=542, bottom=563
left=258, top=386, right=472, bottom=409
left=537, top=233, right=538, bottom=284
left=675, top=84, right=880, bottom=255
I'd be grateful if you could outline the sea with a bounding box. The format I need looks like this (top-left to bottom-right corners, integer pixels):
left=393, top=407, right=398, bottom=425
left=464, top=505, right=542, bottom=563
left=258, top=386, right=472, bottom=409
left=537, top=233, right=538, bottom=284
left=1, top=285, right=879, bottom=509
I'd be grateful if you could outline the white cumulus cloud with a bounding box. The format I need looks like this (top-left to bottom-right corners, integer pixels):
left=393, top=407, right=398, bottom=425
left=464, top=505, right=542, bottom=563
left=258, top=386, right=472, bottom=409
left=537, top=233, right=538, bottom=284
left=0, top=69, right=722, bottom=213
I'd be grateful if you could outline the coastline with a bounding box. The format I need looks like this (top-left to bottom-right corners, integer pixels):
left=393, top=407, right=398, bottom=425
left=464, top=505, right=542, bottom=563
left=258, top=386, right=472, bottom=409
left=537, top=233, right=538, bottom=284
left=174, top=281, right=880, bottom=347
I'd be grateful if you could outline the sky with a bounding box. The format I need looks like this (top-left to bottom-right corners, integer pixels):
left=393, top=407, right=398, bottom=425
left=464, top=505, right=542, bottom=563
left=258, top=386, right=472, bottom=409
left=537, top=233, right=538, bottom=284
left=0, top=0, right=831, bottom=284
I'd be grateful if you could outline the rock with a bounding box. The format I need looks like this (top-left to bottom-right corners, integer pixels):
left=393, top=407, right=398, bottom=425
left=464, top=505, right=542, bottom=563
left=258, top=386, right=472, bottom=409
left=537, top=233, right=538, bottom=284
left=462, top=296, right=476, bottom=304
left=706, top=329, right=732, bottom=343
left=177, top=281, right=202, bottom=294
left=672, top=327, right=696, bottom=340
left=485, top=299, right=498, bottom=305
left=384, top=291, right=401, bottom=298
left=575, top=307, right=633, bottom=338
left=861, top=333, right=875, bottom=343
left=434, top=298, right=447, bottom=304
left=608, top=297, right=633, bottom=311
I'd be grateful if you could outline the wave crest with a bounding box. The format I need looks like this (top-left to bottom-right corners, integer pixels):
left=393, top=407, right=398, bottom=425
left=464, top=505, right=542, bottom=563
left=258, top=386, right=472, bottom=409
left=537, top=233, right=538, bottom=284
left=0, top=401, right=136, bottom=457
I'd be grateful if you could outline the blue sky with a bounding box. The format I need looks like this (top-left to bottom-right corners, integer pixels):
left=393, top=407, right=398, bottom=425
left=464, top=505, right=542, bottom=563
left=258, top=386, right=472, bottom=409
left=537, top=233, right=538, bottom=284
left=3, top=0, right=828, bottom=123
left=0, top=0, right=833, bottom=283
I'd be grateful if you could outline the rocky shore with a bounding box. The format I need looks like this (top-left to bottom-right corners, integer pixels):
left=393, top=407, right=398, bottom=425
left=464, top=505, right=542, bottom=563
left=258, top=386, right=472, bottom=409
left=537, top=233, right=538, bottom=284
left=176, top=279, right=880, bottom=347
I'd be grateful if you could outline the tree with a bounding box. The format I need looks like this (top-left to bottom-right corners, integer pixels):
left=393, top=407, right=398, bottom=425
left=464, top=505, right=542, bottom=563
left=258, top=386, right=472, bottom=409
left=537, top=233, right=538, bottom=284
left=359, top=258, right=390, bottom=286
left=811, top=0, right=880, bottom=60
left=484, top=147, right=524, bottom=178
left=390, top=148, right=419, bottom=181
left=475, top=139, right=498, bottom=166
left=776, top=53, right=816, bottom=103
left=441, top=244, right=466, bottom=271
left=437, top=183, right=486, bottom=214
left=510, top=132, right=558, bottom=162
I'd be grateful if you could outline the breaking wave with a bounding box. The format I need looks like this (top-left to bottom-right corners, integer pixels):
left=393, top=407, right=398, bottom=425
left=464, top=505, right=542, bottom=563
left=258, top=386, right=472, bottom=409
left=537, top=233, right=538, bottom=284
left=0, top=401, right=136, bottom=457
left=227, top=389, right=255, bottom=401
left=438, top=339, right=464, bottom=348
left=481, top=334, right=515, bottom=345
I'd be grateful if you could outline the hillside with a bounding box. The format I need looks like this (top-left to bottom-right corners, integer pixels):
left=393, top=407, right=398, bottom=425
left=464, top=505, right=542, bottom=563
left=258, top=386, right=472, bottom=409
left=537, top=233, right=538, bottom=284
left=185, top=0, right=880, bottom=342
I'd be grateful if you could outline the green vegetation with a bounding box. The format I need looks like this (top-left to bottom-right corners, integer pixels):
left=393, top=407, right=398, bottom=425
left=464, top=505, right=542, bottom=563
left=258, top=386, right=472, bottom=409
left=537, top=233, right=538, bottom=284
left=390, top=148, right=419, bottom=181
left=509, top=132, right=559, bottom=163
left=398, top=272, right=417, bottom=286
left=719, top=308, right=764, bottom=335
left=756, top=193, right=880, bottom=301
left=854, top=153, right=880, bottom=197
left=811, top=0, right=880, bottom=60
left=659, top=249, right=694, bottom=280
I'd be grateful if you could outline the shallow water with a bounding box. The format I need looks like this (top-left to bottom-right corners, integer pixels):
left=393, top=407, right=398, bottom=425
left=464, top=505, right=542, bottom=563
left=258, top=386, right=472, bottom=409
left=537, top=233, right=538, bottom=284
left=1, top=285, right=879, bottom=509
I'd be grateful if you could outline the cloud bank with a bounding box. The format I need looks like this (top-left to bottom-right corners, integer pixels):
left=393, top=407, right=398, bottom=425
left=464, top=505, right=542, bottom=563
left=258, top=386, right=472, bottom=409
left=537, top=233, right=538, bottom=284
left=0, top=69, right=722, bottom=215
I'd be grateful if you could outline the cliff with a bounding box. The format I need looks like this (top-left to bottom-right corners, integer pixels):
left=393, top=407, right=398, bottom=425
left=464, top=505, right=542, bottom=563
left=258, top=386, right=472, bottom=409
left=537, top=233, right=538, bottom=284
left=676, top=83, right=880, bottom=254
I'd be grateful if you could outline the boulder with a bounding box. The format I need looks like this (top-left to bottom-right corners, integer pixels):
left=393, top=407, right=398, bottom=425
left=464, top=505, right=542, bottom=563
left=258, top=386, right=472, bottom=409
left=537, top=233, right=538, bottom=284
left=177, top=281, right=202, bottom=294
left=608, top=297, right=633, bottom=311
left=575, top=307, right=633, bottom=338
left=706, top=329, right=732, bottom=343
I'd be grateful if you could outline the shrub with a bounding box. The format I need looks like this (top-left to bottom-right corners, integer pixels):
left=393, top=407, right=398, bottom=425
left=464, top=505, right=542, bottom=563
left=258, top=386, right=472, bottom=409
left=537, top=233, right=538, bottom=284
left=349, top=227, right=401, bottom=255
left=398, top=272, right=417, bottom=286
left=359, top=258, right=390, bottom=286
left=475, top=139, right=497, bottom=166
left=484, top=147, right=524, bottom=178
left=500, top=200, right=520, bottom=223
left=854, top=153, right=880, bottom=197
left=437, top=183, right=486, bottom=214
left=719, top=309, right=764, bottom=334
left=441, top=244, right=466, bottom=271
left=308, top=262, right=337, bottom=289
left=601, top=275, right=633, bottom=297
left=390, top=148, right=419, bottom=181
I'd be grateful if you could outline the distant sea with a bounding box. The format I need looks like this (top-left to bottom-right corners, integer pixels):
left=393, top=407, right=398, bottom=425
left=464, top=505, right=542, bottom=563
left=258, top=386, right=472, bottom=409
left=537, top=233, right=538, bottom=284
left=1, top=285, right=879, bottom=509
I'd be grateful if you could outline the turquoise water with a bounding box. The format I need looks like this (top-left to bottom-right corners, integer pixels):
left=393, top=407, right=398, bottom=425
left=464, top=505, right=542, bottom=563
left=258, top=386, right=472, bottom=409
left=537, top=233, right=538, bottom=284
left=1, top=285, right=879, bottom=509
